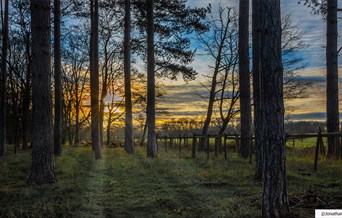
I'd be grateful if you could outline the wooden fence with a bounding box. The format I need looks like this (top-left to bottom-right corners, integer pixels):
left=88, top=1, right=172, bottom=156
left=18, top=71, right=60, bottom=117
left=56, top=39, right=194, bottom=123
left=156, top=128, right=342, bottom=172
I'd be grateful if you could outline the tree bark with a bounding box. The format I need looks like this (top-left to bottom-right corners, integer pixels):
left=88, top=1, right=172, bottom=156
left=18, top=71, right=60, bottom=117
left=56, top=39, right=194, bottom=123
left=238, top=0, right=251, bottom=159
left=146, top=0, right=157, bottom=157
left=326, top=0, right=339, bottom=158
left=259, top=0, right=289, bottom=217
left=124, top=0, right=134, bottom=154
left=107, top=112, right=111, bottom=146
left=75, top=101, right=80, bottom=144
left=0, top=0, right=9, bottom=156
left=29, top=0, right=55, bottom=184
left=252, top=0, right=263, bottom=180
left=54, top=0, right=62, bottom=156
left=140, top=118, right=147, bottom=146
left=90, top=0, right=101, bottom=159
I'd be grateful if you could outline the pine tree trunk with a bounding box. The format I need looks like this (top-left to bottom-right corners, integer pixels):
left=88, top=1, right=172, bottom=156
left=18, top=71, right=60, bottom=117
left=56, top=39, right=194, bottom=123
left=238, top=0, right=251, bottom=159
left=0, top=0, right=9, bottom=156
left=54, top=0, right=62, bottom=156
left=29, top=0, right=56, bottom=184
left=259, top=0, right=289, bottom=216
left=90, top=0, right=101, bottom=159
left=107, top=114, right=111, bottom=146
left=140, top=118, right=147, bottom=146
left=146, top=0, right=157, bottom=157
left=100, top=95, right=105, bottom=146
left=252, top=0, right=263, bottom=180
left=326, top=0, right=339, bottom=158
left=124, top=0, right=134, bottom=154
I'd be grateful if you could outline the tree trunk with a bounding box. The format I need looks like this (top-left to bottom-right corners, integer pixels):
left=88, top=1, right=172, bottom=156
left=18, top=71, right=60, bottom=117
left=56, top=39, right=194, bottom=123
left=259, top=0, right=289, bottom=217
left=75, top=103, right=80, bottom=144
left=54, top=0, right=62, bottom=156
left=90, top=0, right=101, bottom=159
left=68, top=110, right=73, bottom=145
left=252, top=0, right=263, bottom=180
left=238, top=0, right=251, bottom=159
left=0, top=0, right=9, bottom=156
left=100, top=96, right=105, bottom=146
left=107, top=114, right=111, bottom=146
left=140, top=118, right=147, bottom=146
left=62, top=100, right=67, bottom=145
left=124, top=0, right=134, bottom=154
left=28, top=0, right=55, bottom=184
left=146, top=0, right=157, bottom=157
left=326, top=0, right=339, bottom=158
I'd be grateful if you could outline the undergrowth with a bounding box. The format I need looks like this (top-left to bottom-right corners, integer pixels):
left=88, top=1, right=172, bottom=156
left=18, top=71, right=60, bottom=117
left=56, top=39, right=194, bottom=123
left=0, top=144, right=341, bottom=217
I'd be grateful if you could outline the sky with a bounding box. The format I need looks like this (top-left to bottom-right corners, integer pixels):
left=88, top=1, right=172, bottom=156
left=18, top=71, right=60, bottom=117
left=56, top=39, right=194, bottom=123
left=156, top=0, right=342, bottom=122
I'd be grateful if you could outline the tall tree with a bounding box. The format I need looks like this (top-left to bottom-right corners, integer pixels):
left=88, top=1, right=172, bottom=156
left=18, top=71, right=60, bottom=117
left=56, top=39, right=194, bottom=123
left=238, top=0, right=251, bottom=159
left=28, top=0, right=56, bottom=184
left=0, top=0, right=9, bottom=156
left=326, top=0, right=339, bottom=158
left=258, top=0, right=289, bottom=216
left=299, top=0, right=340, bottom=158
left=54, top=0, right=62, bottom=156
left=124, top=0, right=134, bottom=154
left=90, top=0, right=101, bottom=159
left=252, top=0, right=262, bottom=180
left=133, top=0, right=208, bottom=81
left=146, top=0, right=156, bottom=157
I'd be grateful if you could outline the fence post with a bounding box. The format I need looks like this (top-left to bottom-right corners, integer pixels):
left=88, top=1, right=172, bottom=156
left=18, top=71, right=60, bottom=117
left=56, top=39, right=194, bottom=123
left=249, top=137, right=253, bottom=164
left=192, top=134, right=196, bottom=158
left=224, top=134, right=227, bottom=160
left=183, top=134, right=187, bottom=149
left=164, top=135, right=167, bottom=152
left=207, top=135, right=210, bottom=159
left=214, top=136, right=218, bottom=157
left=156, top=134, right=159, bottom=152
left=179, top=135, right=182, bottom=154
left=235, top=133, right=239, bottom=154
left=314, top=127, right=322, bottom=172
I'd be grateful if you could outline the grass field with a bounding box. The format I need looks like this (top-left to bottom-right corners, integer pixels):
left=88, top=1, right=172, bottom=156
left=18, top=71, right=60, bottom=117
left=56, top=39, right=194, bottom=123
left=0, top=143, right=341, bottom=218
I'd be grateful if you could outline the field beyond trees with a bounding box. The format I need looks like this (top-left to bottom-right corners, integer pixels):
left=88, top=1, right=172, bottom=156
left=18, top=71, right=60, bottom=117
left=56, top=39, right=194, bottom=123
left=1, top=143, right=341, bottom=218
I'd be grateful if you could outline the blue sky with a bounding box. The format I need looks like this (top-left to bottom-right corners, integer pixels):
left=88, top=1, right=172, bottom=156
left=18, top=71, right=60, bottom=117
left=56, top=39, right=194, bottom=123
left=186, top=0, right=342, bottom=69
left=157, top=0, right=342, bottom=122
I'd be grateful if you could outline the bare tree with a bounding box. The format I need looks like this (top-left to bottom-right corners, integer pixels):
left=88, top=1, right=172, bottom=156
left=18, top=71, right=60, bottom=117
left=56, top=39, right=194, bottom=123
left=90, top=0, right=101, bottom=159
left=258, top=0, right=290, bottom=216
left=0, top=0, right=9, bottom=156
left=29, top=0, right=55, bottom=184
left=238, top=0, right=251, bottom=159
left=9, top=0, right=32, bottom=150
left=198, top=7, right=236, bottom=147
left=62, top=29, right=90, bottom=145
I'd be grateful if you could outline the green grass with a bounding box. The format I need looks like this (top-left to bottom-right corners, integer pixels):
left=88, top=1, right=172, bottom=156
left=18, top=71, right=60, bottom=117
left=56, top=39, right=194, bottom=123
left=0, top=144, right=341, bottom=217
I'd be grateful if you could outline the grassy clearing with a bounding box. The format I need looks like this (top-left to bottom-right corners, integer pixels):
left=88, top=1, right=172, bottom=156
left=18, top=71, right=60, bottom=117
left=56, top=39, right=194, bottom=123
left=0, top=144, right=341, bottom=218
